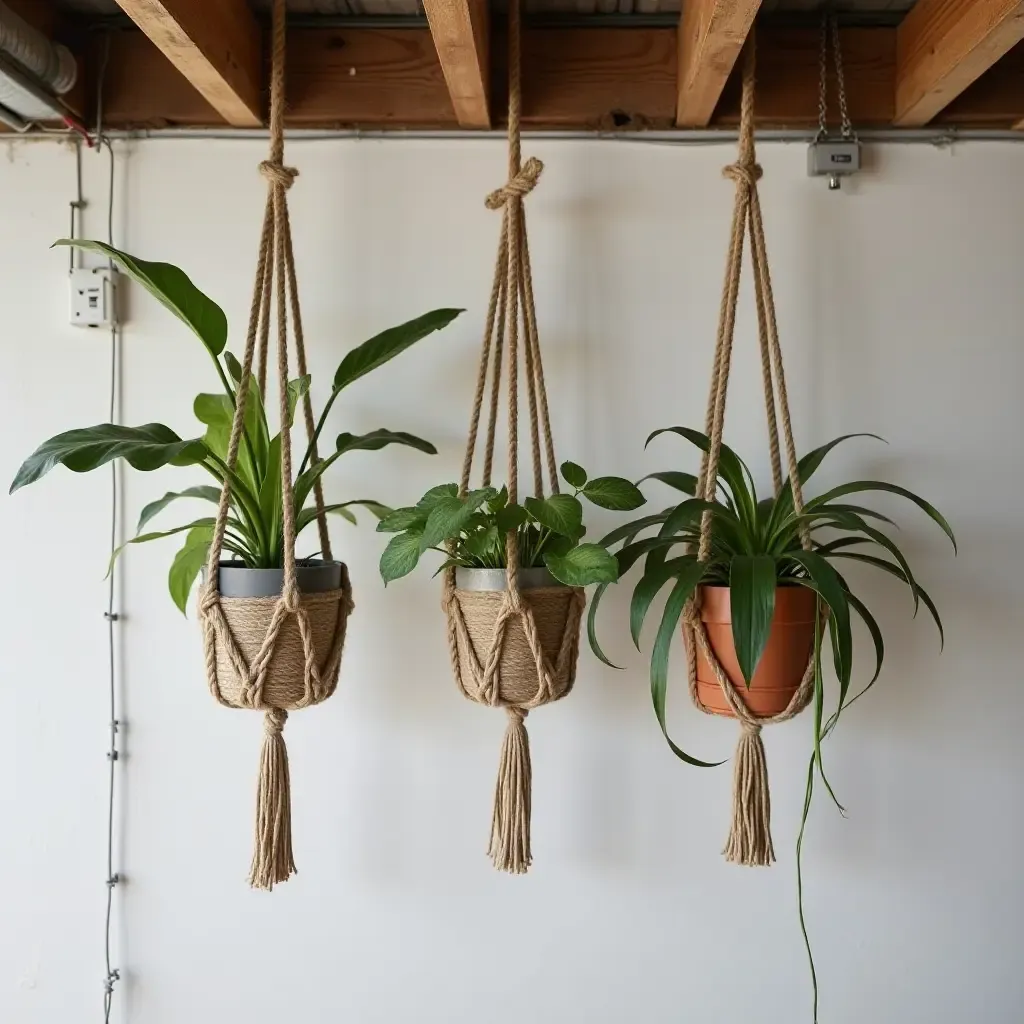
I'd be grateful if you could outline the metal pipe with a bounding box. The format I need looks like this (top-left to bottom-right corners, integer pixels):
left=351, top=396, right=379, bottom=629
left=0, top=1, right=76, bottom=94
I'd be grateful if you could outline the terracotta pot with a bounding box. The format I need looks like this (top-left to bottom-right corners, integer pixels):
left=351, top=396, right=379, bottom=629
left=690, top=583, right=817, bottom=718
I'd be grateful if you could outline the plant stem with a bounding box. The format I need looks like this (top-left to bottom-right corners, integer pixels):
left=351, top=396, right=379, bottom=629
left=297, top=386, right=339, bottom=478
left=201, top=458, right=268, bottom=562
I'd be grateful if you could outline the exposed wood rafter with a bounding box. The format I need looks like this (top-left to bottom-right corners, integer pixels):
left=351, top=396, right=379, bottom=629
left=676, top=0, right=763, bottom=127
left=422, top=0, right=490, bottom=128
left=110, top=0, right=262, bottom=127
left=895, top=0, right=1024, bottom=126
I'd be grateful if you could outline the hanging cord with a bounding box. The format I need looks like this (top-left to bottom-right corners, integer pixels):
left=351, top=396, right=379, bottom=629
left=442, top=0, right=585, bottom=875
left=682, top=34, right=818, bottom=868
left=197, top=0, right=351, bottom=892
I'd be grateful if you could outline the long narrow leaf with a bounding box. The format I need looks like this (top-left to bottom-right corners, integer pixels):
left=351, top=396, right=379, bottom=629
left=137, top=485, right=221, bottom=533
left=649, top=568, right=721, bottom=767
left=789, top=551, right=853, bottom=690
left=630, top=556, right=702, bottom=649
left=730, top=555, right=778, bottom=685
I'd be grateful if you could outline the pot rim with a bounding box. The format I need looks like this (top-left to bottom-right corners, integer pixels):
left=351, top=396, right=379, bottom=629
left=207, top=558, right=345, bottom=599
left=454, top=565, right=568, bottom=592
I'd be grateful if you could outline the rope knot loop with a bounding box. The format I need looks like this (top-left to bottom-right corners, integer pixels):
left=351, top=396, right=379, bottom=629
left=264, top=708, right=288, bottom=737
left=281, top=582, right=302, bottom=615
left=722, top=160, right=763, bottom=189
left=259, top=160, right=299, bottom=190
left=506, top=706, right=528, bottom=725
left=484, top=156, right=544, bottom=210
left=199, top=583, right=220, bottom=616
left=742, top=721, right=762, bottom=737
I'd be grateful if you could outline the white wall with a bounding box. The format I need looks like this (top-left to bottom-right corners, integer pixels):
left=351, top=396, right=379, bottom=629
left=2, top=135, right=1023, bottom=1024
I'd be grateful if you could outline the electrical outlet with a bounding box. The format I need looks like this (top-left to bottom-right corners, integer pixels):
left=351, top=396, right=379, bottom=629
left=70, top=267, right=120, bottom=328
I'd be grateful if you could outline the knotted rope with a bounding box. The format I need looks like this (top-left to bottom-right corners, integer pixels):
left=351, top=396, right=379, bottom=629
left=442, top=0, right=585, bottom=875
left=683, top=34, right=818, bottom=867
left=197, top=0, right=353, bottom=890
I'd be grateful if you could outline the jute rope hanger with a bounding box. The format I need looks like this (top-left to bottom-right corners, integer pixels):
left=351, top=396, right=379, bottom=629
left=441, top=0, right=585, bottom=875
left=682, top=33, right=819, bottom=868
left=197, top=0, right=353, bottom=891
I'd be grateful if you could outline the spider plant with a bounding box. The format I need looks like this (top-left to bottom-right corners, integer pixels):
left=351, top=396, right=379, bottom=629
left=10, top=239, right=462, bottom=612
left=588, top=425, right=955, bottom=1018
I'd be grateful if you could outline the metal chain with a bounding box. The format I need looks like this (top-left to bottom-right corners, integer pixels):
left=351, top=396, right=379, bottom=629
left=817, top=9, right=855, bottom=141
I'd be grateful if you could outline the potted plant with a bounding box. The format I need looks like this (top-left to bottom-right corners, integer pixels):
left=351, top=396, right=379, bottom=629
left=379, top=462, right=644, bottom=702
left=11, top=240, right=462, bottom=615
left=589, top=425, right=954, bottom=1001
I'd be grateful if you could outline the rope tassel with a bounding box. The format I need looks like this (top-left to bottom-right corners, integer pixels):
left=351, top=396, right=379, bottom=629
left=488, top=707, right=533, bottom=874
left=248, top=709, right=296, bottom=890
left=723, top=723, right=775, bottom=867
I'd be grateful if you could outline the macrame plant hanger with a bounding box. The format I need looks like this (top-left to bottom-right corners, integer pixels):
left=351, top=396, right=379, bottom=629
left=198, top=0, right=353, bottom=891
left=682, top=33, right=818, bottom=867
left=442, top=0, right=586, bottom=875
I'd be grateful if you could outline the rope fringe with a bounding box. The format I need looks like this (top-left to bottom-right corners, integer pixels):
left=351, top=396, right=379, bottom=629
left=488, top=707, right=533, bottom=874
left=249, top=709, right=296, bottom=890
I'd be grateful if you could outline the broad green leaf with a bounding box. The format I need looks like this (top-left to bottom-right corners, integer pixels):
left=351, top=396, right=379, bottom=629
left=636, top=471, right=698, bottom=495
left=333, top=309, right=463, bottom=391
left=560, top=461, right=587, bottom=489
left=495, top=502, right=529, bottom=533
left=582, top=476, right=646, bottom=511
left=650, top=568, right=720, bottom=768
left=380, top=530, right=425, bottom=584
left=486, top=487, right=509, bottom=514
left=11, top=423, right=207, bottom=493
left=807, top=480, right=956, bottom=552
left=729, top=555, right=779, bottom=685
left=420, top=488, right=495, bottom=550
left=335, top=429, right=437, bottom=457
left=417, top=483, right=459, bottom=511
left=108, top=517, right=216, bottom=577
left=524, top=494, right=583, bottom=538
left=377, top=506, right=428, bottom=533
left=169, top=525, right=214, bottom=615
left=544, top=543, right=619, bottom=587
left=223, top=351, right=244, bottom=384
left=630, top=556, right=703, bottom=649
left=193, top=390, right=267, bottom=494
left=137, top=485, right=221, bottom=533
left=54, top=239, right=227, bottom=357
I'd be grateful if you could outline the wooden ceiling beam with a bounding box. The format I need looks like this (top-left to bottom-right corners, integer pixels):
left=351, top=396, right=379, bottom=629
left=109, top=0, right=262, bottom=127
left=422, top=0, right=490, bottom=128
left=895, top=0, right=1024, bottom=126
left=676, top=0, right=764, bottom=127
left=95, top=24, right=1024, bottom=133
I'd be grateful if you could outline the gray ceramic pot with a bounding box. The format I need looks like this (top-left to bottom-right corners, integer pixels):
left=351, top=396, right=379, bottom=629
left=455, top=566, right=562, bottom=592
left=211, top=559, right=343, bottom=599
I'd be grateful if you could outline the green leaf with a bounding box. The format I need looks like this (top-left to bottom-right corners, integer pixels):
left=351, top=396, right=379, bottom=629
left=486, top=487, right=509, bottom=514
left=54, top=239, right=227, bottom=357
left=333, top=309, right=463, bottom=392
left=807, top=480, right=956, bottom=553
left=169, top=525, right=214, bottom=615
left=587, top=582, right=622, bottom=669
left=286, top=375, right=311, bottom=428
left=596, top=510, right=674, bottom=548
left=544, top=543, right=619, bottom=587
left=495, top=502, right=528, bottom=533
left=582, top=476, right=646, bottom=511
left=560, top=461, right=588, bottom=489
left=108, top=517, right=216, bottom=577
left=259, top=434, right=283, bottom=564
left=524, top=493, right=583, bottom=537
left=417, top=483, right=459, bottom=511
left=844, top=589, right=884, bottom=685
left=420, top=488, right=495, bottom=550
left=650, top=568, right=721, bottom=768
left=789, top=550, right=853, bottom=690
left=11, top=423, right=207, bottom=493
left=380, top=530, right=425, bottom=584
left=630, top=556, right=703, bottom=649
left=335, top=428, right=437, bottom=457
left=137, top=485, right=222, bottom=533
left=223, top=351, right=244, bottom=384
left=729, top=555, right=779, bottom=686
left=377, top=506, right=428, bottom=533
left=636, top=471, right=698, bottom=495
left=830, top=550, right=945, bottom=648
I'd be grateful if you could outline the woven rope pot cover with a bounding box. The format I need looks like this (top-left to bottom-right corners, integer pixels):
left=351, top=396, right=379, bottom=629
left=198, top=0, right=353, bottom=891
left=441, top=0, right=586, bottom=875
left=683, top=35, right=823, bottom=868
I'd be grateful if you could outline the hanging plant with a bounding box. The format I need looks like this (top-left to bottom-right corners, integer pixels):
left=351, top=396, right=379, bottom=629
left=11, top=239, right=460, bottom=611
left=10, top=0, right=463, bottom=892
left=587, top=35, right=955, bottom=1022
